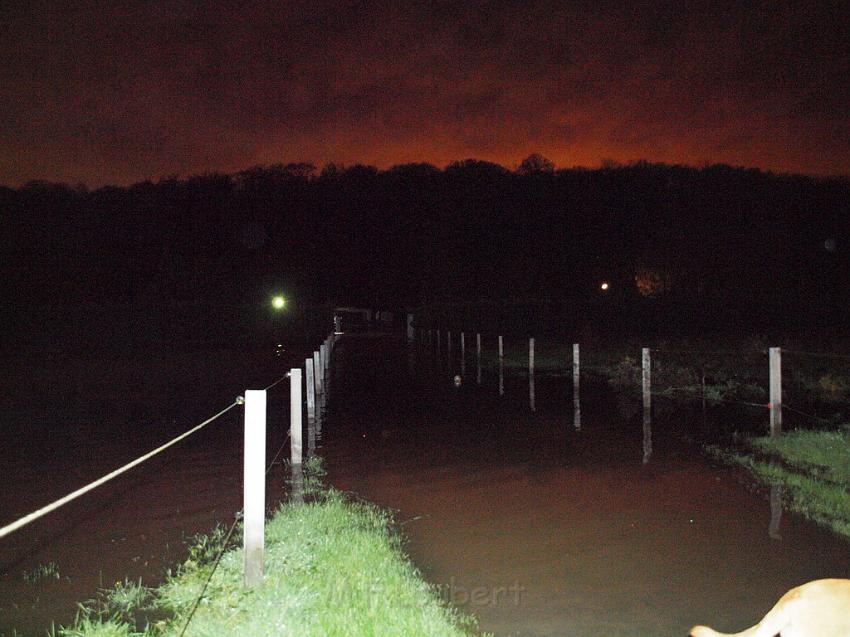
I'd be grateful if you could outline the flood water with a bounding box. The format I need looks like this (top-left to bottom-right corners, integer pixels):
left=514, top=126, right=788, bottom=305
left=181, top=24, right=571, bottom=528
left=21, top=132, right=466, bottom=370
left=0, top=347, right=296, bottom=636
left=321, top=334, right=850, bottom=637
left=2, top=334, right=850, bottom=636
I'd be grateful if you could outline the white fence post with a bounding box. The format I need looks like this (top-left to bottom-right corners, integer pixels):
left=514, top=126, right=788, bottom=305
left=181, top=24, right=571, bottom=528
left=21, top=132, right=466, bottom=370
left=314, top=350, right=322, bottom=394
left=642, top=348, right=652, bottom=463
left=769, top=347, right=782, bottom=437
left=460, top=332, right=466, bottom=376
left=476, top=333, right=482, bottom=385
left=305, top=358, right=315, bottom=421
left=243, top=389, right=266, bottom=587
left=290, top=368, right=302, bottom=466
left=529, top=337, right=536, bottom=412
left=642, top=348, right=651, bottom=421
left=498, top=335, right=504, bottom=396
left=573, top=343, right=581, bottom=430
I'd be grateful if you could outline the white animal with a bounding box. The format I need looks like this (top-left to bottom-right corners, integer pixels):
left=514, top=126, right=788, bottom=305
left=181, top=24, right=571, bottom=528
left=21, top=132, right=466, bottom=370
left=690, top=579, right=850, bottom=637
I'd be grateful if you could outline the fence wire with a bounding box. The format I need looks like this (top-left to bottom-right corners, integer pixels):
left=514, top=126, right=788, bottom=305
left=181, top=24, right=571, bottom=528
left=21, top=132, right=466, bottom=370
left=0, top=400, right=241, bottom=539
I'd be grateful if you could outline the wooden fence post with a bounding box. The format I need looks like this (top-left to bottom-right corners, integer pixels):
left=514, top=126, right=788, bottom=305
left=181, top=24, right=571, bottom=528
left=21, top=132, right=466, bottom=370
left=769, top=347, right=782, bottom=437
left=243, top=389, right=266, bottom=587
left=290, top=368, right=302, bottom=466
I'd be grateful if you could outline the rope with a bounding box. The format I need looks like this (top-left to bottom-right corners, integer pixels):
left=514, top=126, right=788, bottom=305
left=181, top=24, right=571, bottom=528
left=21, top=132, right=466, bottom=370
left=781, top=403, right=838, bottom=425
left=650, top=389, right=768, bottom=409
left=781, top=349, right=850, bottom=361
left=263, top=373, right=291, bottom=391
left=0, top=401, right=240, bottom=539
left=177, top=511, right=243, bottom=637
left=266, top=432, right=291, bottom=475
left=650, top=348, right=767, bottom=357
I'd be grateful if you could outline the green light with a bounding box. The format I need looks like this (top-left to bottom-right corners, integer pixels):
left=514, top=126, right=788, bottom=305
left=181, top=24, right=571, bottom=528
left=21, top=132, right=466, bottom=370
left=272, top=296, right=286, bottom=309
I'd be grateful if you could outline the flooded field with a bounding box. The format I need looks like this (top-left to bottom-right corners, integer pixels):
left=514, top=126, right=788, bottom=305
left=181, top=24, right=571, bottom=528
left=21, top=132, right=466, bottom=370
left=321, top=335, right=850, bottom=637
left=2, top=333, right=849, bottom=636
left=0, top=347, right=297, bottom=635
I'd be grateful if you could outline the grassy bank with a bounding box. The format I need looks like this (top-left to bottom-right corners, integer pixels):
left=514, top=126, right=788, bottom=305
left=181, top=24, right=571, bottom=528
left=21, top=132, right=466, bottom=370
left=55, top=488, right=485, bottom=637
left=476, top=334, right=850, bottom=421
left=706, top=429, right=850, bottom=539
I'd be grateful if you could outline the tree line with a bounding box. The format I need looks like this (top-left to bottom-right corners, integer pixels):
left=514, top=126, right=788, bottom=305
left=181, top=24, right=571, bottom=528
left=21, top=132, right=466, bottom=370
left=2, top=157, right=848, bottom=350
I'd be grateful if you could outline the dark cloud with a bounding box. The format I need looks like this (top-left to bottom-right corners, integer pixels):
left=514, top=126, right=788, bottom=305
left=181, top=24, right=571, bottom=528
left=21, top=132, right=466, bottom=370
left=1, top=0, right=848, bottom=185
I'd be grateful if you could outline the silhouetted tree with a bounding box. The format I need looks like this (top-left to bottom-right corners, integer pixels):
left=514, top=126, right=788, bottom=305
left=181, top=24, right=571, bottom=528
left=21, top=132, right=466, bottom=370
left=517, top=153, right=555, bottom=175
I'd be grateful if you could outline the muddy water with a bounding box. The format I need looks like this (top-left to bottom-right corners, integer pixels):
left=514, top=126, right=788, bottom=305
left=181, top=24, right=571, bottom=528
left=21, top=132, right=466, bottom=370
left=322, top=335, right=850, bottom=637
left=0, top=348, right=296, bottom=636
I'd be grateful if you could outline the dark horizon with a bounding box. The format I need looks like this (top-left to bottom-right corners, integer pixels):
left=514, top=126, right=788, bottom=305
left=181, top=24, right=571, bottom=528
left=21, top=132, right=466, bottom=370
left=3, top=154, right=850, bottom=193
left=4, top=159, right=850, bottom=356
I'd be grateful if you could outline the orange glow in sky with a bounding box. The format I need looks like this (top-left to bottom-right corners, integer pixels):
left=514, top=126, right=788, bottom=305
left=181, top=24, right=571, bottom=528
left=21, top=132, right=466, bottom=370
left=1, top=2, right=847, bottom=187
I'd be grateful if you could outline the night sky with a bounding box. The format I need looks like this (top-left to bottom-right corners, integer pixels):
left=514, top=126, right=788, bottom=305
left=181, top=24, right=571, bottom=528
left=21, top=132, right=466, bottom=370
left=2, top=1, right=848, bottom=187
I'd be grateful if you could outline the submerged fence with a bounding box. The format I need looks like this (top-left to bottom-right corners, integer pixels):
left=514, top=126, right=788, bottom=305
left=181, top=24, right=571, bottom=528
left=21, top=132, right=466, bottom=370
left=416, top=325, right=850, bottom=438
left=0, top=331, right=338, bottom=592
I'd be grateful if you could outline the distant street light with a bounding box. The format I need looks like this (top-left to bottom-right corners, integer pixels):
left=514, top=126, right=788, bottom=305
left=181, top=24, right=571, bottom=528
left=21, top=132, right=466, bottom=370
left=600, top=282, right=610, bottom=291
left=272, top=295, right=286, bottom=310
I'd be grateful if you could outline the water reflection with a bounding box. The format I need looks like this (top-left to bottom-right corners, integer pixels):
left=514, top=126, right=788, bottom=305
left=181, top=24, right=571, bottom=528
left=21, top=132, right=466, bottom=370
left=642, top=413, right=653, bottom=464
left=407, top=345, right=415, bottom=376
left=498, top=358, right=504, bottom=396
left=498, top=336, right=505, bottom=396
left=314, top=403, right=323, bottom=445
left=460, top=333, right=466, bottom=378
left=308, top=414, right=316, bottom=456
left=322, top=335, right=850, bottom=637
left=476, top=334, right=482, bottom=386
left=769, top=485, right=783, bottom=540
left=573, top=344, right=581, bottom=430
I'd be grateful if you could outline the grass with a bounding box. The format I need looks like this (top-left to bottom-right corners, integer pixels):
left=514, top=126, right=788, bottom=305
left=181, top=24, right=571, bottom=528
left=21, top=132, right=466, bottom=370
left=23, top=561, right=61, bottom=584
left=705, top=428, right=850, bottom=539
left=750, top=428, right=850, bottom=484
left=53, top=487, right=486, bottom=637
